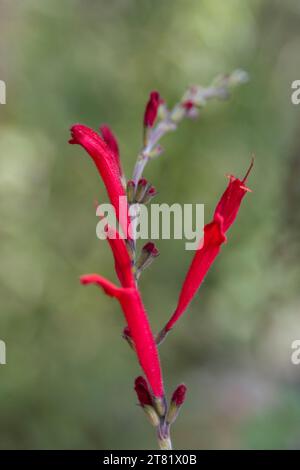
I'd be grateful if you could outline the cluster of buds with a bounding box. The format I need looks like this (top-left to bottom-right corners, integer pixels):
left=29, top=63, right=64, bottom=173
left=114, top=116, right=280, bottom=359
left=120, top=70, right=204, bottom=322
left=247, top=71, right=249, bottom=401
left=127, top=178, right=157, bottom=205
left=69, top=69, right=250, bottom=449
left=135, top=376, right=187, bottom=449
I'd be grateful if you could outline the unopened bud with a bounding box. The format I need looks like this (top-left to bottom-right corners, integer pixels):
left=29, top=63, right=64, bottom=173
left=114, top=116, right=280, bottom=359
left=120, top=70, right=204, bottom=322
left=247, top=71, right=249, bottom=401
left=134, top=376, right=153, bottom=406
left=166, top=384, right=187, bottom=425
left=181, top=100, right=194, bottom=111
left=136, top=242, right=159, bottom=274
left=135, top=178, right=150, bottom=203
left=126, top=180, right=136, bottom=204
left=144, top=91, right=162, bottom=128
left=134, top=377, right=160, bottom=426
left=141, top=185, right=157, bottom=204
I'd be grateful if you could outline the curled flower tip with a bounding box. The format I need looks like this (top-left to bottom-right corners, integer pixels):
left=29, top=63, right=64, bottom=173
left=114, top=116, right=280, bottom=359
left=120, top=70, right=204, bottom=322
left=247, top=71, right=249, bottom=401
left=242, top=155, right=255, bottom=183
left=79, top=274, right=122, bottom=298
left=134, top=377, right=160, bottom=427
left=122, top=326, right=135, bottom=350
left=126, top=180, right=136, bottom=204
left=166, top=384, right=187, bottom=425
left=136, top=242, right=160, bottom=275
left=144, top=91, right=162, bottom=128
left=99, top=125, right=119, bottom=158
left=135, top=178, right=149, bottom=203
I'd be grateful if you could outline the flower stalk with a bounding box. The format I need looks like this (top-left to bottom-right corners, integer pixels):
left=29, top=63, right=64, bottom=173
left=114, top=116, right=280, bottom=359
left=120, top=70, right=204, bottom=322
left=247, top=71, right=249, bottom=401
left=69, top=69, right=251, bottom=449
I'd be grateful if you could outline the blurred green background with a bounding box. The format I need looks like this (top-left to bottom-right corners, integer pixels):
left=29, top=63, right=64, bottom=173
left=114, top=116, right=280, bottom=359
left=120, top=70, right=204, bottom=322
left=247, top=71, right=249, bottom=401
left=0, top=0, right=300, bottom=450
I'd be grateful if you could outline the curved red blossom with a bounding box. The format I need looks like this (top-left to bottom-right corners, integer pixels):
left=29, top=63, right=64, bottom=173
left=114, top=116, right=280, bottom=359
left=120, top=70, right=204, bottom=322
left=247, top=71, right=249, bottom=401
left=80, top=273, right=164, bottom=398
left=144, top=91, right=162, bottom=128
left=161, top=162, right=253, bottom=335
left=99, top=125, right=123, bottom=178
left=214, top=159, right=253, bottom=232
left=164, top=216, right=226, bottom=333
left=69, top=124, right=128, bottom=235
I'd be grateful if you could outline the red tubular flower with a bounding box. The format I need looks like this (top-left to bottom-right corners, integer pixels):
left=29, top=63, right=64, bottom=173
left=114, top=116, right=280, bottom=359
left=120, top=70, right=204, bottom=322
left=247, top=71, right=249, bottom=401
left=161, top=162, right=253, bottom=335
left=163, top=216, right=226, bottom=333
left=69, top=124, right=128, bottom=235
left=80, top=273, right=164, bottom=398
left=99, top=124, right=123, bottom=178
left=214, top=158, right=253, bottom=232
left=144, top=91, right=162, bottom=128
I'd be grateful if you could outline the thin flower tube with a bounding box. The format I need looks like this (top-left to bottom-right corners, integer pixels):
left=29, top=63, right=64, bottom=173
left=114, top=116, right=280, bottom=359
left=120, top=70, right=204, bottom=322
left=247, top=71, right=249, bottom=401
left=159, top=162, right=253, bottom=339
left=80, top=273, right=164, bottom=398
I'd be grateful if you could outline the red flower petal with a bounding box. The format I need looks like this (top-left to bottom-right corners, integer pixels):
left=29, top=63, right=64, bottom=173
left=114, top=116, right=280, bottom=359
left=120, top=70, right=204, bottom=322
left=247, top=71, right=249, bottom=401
left=214, top=159, right=253, bottom=232
left=80, top=274, right=164, bottom=398
left=69, top=124, right=127, bottom=234
left=164, top=216, right=226, bottom=332
left=99, top=124, right=123, bottom=177
left=161, top=162, right=253, bottom=335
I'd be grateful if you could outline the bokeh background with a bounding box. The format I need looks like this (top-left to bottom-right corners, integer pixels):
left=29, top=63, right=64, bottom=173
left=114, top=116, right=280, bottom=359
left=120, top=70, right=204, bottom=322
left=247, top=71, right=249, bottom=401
left=0, top=0, right=300, bottom=450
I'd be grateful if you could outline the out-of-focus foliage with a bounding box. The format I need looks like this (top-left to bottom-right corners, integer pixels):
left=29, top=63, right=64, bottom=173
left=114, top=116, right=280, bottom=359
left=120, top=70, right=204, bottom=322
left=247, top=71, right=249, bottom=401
left=0, top=0, right=300, bottom=449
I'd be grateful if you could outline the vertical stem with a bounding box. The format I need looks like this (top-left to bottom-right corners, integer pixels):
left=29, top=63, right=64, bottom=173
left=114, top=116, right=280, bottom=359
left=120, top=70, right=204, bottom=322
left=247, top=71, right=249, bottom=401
left=157, top=421, right=172, bottom=450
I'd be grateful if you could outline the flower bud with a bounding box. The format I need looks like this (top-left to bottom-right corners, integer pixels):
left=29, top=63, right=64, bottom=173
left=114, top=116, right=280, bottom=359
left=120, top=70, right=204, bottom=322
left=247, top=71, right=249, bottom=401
left=166, top=384, right=187, bottom=425
left=141, top=185, right=157, bottom=204
left=134, top=376, right=152, bottom=406
left=134, top=376, right=160, bottom=427
left=126, top=180, right=136, bottom=204
left=144, top=91, right=162, bottom=128
left=136, top=242, right=159, bottom=274
left=181, top=100, right=194, bottom=111
left=135, top=178, right=149, bottom=203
